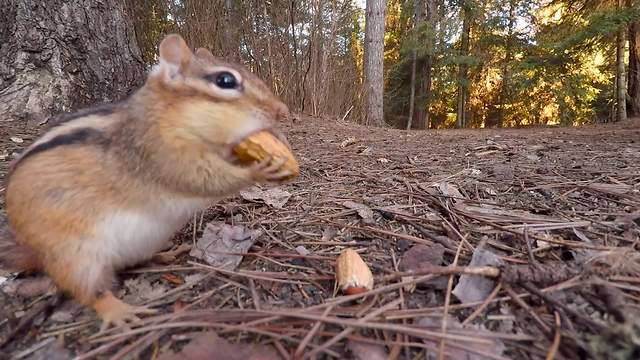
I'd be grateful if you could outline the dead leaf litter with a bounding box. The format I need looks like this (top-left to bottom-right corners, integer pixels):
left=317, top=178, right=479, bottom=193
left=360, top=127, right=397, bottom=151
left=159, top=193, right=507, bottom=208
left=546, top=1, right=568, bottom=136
left=0, top=118, right=640, bottom=359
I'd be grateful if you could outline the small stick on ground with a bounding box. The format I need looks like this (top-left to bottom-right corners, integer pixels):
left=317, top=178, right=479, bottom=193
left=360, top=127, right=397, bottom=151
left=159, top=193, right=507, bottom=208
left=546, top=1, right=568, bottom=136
left=545, top=312, right=561, bottom=360
left=293, top=304, right=334, bottom=359
left=438, top=238, right=464, bottom=360
left=503, top=284, right=552, bottom=336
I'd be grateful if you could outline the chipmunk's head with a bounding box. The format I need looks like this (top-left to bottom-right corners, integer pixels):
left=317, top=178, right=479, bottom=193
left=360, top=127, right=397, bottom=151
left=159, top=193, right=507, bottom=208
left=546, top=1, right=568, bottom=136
left=146, top=34, right=290, bottom=160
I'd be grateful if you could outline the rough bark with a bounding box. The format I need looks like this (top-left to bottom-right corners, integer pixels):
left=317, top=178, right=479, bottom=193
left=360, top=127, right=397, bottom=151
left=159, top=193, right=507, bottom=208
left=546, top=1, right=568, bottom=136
left=407, top=1, right=419, bottom=130
left=288, top=1, right=302, bottom=111
left=456, top=0, right=472, bottom=129
left=628, top=13, right=640, bottom=117
left=0, top=0, right=145, bottom=127
left=407, top=48, right=418, bottom=130
left=494, top=0, right=516, bottom=128
left=318, top=0, right=341, bottom=115
left=364, top=0, right=385, bottom=127
left=616, top=0, right=628, bottom=122
left=412, top=0, right=436, bottom=130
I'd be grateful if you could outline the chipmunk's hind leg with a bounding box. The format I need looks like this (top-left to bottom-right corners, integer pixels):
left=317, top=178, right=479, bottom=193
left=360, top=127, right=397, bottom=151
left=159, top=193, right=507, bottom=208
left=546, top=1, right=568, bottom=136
left=92, top=290, right=157, bottom=330
left=0, top=214, right=42, bottom=273
left=43, top=255, right=155, bottom=330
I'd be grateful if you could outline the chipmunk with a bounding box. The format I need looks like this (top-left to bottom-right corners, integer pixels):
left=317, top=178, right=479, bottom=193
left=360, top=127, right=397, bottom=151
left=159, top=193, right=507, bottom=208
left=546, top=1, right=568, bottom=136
left=0, top=34, right=294, bottom=329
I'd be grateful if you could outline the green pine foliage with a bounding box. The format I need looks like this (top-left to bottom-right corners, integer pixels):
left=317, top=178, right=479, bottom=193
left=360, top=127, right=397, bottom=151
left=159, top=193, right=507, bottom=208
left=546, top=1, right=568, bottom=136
left=383, top=0, right=640, bottom=128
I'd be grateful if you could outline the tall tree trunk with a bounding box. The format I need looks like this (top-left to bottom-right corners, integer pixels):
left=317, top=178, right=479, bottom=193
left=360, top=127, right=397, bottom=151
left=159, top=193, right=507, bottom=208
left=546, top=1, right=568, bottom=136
left=456, top=0, right=472, bottom=128
left=364, top=0, right=385, bottom=126
left=319, top=0, right=341, bottom=114
left=264, top=3, right=275, bottom=89
left=617, top=0, right=628, bottom=122
left=288, top=1, right=302, bottom=112
left=407, top=48, right=418, bottom=130
left=423, top=41, right=433, bottom=129
left=0, top=0, right=144, bottom=127
left=412, top=0, right=436, bottom=129
left=495, top=0, right=515, bottom=128
left=628, top=1, right=640, bottom=117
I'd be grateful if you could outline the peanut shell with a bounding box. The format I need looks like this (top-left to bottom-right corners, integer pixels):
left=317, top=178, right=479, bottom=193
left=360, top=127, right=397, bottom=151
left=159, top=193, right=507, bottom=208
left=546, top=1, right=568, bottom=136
left=335, top=248, right=374, bottom=294
left=232, top=130, right=299, bottom=181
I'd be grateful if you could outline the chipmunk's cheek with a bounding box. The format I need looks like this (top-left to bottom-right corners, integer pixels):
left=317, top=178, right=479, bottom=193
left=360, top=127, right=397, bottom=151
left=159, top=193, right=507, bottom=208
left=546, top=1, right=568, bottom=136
left=227, top=117, right=274, bottom=148
left=218, top=145, right=242, bottom=166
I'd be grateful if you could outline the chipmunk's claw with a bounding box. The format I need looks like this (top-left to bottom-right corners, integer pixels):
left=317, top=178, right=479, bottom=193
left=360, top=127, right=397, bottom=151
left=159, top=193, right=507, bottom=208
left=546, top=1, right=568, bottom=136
left=93, top=291, right=157, bottom=331
left=250, top=156, right=290, bottom=182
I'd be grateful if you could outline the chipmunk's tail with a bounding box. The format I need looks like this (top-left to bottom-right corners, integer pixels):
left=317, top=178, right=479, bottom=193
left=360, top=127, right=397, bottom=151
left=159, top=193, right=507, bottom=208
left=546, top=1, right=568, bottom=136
left=0, top=212, right=40, bottom=272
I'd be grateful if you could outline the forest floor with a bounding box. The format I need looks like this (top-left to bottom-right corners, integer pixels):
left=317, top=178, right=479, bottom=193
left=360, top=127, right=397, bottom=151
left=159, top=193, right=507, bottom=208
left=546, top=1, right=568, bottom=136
left=0, top=117, right=640, bottom=359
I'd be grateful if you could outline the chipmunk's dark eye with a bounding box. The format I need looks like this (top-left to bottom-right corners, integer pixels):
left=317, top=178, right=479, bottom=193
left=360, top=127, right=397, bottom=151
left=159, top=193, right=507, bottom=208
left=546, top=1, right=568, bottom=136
left=208, top=71, right=238, bottom=90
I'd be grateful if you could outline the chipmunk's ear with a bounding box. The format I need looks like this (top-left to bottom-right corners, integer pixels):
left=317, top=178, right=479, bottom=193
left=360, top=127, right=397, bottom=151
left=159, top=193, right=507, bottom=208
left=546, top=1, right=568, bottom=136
left=156, top=34, right=193, bottom=81
left=194, top=48, right=220, bottom=64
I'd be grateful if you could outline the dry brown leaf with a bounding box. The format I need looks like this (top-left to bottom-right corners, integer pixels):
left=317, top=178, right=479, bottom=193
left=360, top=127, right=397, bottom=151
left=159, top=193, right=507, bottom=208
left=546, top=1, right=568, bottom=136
left=437, top=182, right=465, bottom=201
left=50, top=308, right=75, bottom=323
left=342, top=200, right=375, bottom=223
left=418, top=315, right=505, bottom=360
left=321, top=227, right=338, bottom=241
left=474, top=149, right=499, bottom=157
left=1, top=277, right=55, bottom=298
left=158, top=332, right=281, bottom=360
left=399, top=244, right=448, bottom=289
left=340, top=137, right=359, bottom=148
left=359, top=146, right=373, bottom=155
left=484, top=187, right=498, bottom=196
left=295, top=245, right=310, bottom=256
left=458, top=204, right=551, bottom=221
left=240, top=186, right=292, bottom=209
left=452, top=248, right=502, bottom=304
left=587, top=182, right=632, bottom=195
left=347, top=340, right=388, bottom=360
left=399, top=244, right=445, bottom=270
left=25, top=338, right=71, bottom=360
left=616, top=210, right=640, bottom=223
left=525, top=153, right=541, bottom=162
left=189, top=221, right=262, bottom=270
left=123, top=277, right=169, bottom=304
left=491, top=164, right=514, bottom=181
left=375, top=204, right=415, bottom=218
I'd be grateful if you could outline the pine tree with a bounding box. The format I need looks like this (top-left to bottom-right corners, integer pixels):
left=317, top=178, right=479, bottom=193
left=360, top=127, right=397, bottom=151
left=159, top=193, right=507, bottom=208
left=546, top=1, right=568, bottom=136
left=364, top=0, right=386, bottom=126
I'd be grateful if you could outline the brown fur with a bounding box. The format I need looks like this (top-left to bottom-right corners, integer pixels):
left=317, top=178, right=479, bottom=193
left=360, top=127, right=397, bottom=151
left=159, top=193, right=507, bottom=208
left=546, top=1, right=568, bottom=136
left=0, top=212, right=40, bottom=272
left=0, top=34, right=292, bottom=327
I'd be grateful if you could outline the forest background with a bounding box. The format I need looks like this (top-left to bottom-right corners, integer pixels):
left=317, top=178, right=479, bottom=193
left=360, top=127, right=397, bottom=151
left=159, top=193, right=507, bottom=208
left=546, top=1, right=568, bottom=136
left=2, top=0, right=640, bottom=130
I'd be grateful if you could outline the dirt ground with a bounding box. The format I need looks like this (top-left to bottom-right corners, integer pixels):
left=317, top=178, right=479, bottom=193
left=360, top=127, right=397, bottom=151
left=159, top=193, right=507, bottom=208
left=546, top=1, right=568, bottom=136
left=1, top=117, right=639, bottom=359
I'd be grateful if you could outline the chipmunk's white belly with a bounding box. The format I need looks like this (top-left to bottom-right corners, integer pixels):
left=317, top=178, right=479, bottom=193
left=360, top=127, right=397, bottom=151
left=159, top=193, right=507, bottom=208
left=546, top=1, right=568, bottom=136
left=95, top=195, right=212, bottom=269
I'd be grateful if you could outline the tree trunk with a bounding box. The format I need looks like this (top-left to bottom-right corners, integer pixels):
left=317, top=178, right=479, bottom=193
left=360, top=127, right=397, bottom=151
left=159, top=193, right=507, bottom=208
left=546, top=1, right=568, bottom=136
left=423, top=38, right=433, bottom=129
left=495, top=0, right=515, bottom=128
left=616, top=0, right=628, bottom=122
left=319, top=0, right=341, bottom=113
left=456, top=0, right=472, bottom=128
left=412, top=0, right=436, bottom=130
left=628, top=4, right=640, bottom=117
left=0, top=0, right=145, bottom=127
left=288, top=1, right=302, bottom=112
left=364, top=0, right=385, bottom=127
left=407, top=48, right=417, bottom=130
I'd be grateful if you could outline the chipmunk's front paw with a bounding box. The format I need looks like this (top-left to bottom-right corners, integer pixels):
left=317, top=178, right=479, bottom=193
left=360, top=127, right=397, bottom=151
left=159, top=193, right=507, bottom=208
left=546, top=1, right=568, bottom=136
left=92, top=291, right=157, bottom=331
left=249, top=156, right=294, bottom=183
